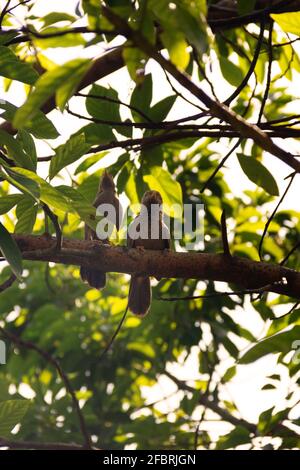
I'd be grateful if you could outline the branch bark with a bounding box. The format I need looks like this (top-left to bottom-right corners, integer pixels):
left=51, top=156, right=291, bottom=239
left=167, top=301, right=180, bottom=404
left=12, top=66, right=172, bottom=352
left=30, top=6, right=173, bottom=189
left=0, top=438, right=99, bottom=450
left=12, top=234, right=300, bottom=300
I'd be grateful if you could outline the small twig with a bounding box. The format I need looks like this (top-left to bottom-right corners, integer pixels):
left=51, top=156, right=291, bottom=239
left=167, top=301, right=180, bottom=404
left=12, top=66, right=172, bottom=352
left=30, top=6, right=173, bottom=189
left=98, top=304, right=129, bottom=361
left=0, top=327, right=92, bottom=449
left=41, top=203, right=62, bottom=251
left=258, top=172, right=296, bottom=260
left=0, top=0, right=11, bottom=28
left=22, top=25, right=118, bottom=38
left=192, top=48, right=218, bottom=101
left=221, top=210, right=231, bottom=257
left=44, top=263, right=56, bottom=294
left=200, top=138, right=242, bottom=193
left=280, top=240, right=300, bottom=266
left=76, top=91, right=154, bottom=123
left=257, top=20, right=273, bottom=124
left=158, top=283, right=283, bottom=302
left=0, top=273, right=16, bottom=292
left=270, top=301, right=300, bottom=321
left=223, top=20, right=265, bottom=107
left=5, top=0, right=32, bottom=15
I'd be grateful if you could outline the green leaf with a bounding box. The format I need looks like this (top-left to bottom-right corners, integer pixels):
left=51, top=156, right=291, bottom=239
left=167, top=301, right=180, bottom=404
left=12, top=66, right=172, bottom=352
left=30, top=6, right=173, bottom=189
left=79, top=123, right=115, bottom=145
left=258, top=407, right=274, bottom=434
left=0, top=400, right=30, bottom=437
left=0, top=31, right=19, bottom=46
left=0, top=101, right=59, bottom=139
left=56, top=60, right=91, bottom=111
left=0, top=222, right=23, bottom=279
left=9, top=167, right=71, bottom=212
left=161, top=31, right=190, bottom=70
left=222, top=366, right=236, bottom=383
left=15, top=196, right=38, bottom=234
left=143, top=166, right=182, bottom=216
left=0, top=129, right=35, bottom=170
left=240, top=326, right=300, bottom=364
left=216, top=426, right=251, bottom=449
left=75, top=152, right=108, bottom=174
left=32, top=27, right=85, bottom=49
left=49, top=133, right=90, bottom=179
left=42, top=12, right=76, bottom=27
left=130, top=74, right=153, bottom=122
left=237, top=154, right=279, bottom=196
left=237, top=0, right=256, bottom=15
left=149, top=95, right=176, bottom=122
left=86, top=84, right=121, bottom=122
left=0, top=194, right=23, bottom=215
left=122, top=46, right=147, bottom=84
left=16, top=130, right=37, bottom=171
left=271, top=12, right=300, bottom=36
left=13, top=59, right=91, bottom=128
left=219, top=56, right=245, bottom=87
left=0, top=46, right=38, bottom=85
left=1, top=168, right=40, bottom=200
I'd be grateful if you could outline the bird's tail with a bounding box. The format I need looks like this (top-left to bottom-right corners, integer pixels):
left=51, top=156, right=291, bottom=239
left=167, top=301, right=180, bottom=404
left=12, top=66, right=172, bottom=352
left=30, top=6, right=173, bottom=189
left=80, top=267, right=106, bottom=289
left=128, top=276, right=151, bottom=317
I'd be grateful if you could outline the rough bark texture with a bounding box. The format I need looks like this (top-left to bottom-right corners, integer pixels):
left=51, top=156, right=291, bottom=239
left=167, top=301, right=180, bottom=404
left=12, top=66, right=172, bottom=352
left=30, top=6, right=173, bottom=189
left=12, top=234, right=300, bottom=299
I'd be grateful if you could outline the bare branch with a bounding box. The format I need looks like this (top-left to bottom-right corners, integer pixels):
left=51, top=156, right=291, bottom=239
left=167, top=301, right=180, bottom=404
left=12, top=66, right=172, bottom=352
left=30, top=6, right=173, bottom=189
left=0, top=273, right=16, bottom=292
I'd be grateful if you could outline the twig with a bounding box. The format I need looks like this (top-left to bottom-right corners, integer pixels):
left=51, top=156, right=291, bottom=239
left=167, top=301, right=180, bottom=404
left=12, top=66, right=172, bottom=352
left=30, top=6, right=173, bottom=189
left=41, top=203, right=62, bottom=251
left=98, top=304, right=128, bottom=361
left=0, top=273, right=16, bottom=292
left=0, top=327, right=92, bottom=449
left=280, top=240, right=300, bottom=266
left=0, top=0, right=11, bottom=28
left=163, top=69, right=205, bottom=112
left=258, top=172, right=296, bottom=260
left=200, top=138, right=242, bottom=193
left=221, top=210, right=231, bottom=257
left=270, top=301, right=300, bottom=321
left=158, top=282, right=284, bottom=302
left=192, top=48, right=218, bottom=101
left=0, top=438, right=97, bottom=450
left=76, top=92, right=154, bottom=123
left=223, top=20, right=265, bottom=107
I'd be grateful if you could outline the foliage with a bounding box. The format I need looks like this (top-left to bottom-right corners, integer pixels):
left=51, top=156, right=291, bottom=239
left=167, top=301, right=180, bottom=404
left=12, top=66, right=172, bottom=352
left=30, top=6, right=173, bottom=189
left=0, top=0, right=300, bottom=451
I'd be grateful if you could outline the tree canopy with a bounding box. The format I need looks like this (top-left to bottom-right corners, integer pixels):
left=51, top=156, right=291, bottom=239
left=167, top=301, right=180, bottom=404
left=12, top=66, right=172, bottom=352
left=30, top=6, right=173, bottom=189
left=0, top=0, right=300, bottom=451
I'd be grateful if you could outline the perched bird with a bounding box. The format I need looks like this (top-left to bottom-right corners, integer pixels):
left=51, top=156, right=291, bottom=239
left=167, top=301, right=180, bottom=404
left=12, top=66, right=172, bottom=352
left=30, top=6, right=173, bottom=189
left=80, top=171, right=122, bottom=289
left=127, top=190, right=170, bottom=317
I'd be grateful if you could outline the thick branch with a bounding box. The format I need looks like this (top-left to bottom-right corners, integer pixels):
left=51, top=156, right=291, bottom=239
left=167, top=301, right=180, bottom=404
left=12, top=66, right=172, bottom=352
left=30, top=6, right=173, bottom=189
left=12, top=235, right=300, bottom=300
left=0, top=438, right=97, bottom=450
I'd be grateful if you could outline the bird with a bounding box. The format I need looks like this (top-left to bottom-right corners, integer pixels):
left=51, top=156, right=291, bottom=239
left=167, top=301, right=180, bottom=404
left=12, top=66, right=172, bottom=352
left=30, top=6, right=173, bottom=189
left=80, top=171, right=122, bottom=289
left=127, top=190, right=170, bottom=317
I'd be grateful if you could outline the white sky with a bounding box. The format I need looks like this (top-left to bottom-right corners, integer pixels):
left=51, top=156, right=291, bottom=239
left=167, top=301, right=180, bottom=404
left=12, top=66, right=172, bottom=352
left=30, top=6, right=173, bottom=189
left=1, top=0, right=300, bottom=448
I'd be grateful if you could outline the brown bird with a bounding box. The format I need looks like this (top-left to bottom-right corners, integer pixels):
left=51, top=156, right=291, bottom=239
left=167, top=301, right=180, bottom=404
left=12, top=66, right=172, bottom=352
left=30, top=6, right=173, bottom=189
left=127, top=190, right=170, bottom=317
left=80, top=171, right=122, bottom=289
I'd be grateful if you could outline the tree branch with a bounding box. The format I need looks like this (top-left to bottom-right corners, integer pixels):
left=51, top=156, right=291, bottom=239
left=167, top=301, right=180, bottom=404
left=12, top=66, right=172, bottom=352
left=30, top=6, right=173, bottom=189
left=0, top=438, right=99, bottom=450
left=10, top=234, right=300, bottom=300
